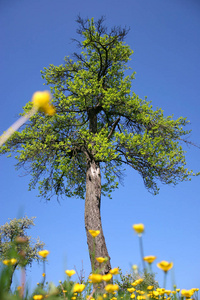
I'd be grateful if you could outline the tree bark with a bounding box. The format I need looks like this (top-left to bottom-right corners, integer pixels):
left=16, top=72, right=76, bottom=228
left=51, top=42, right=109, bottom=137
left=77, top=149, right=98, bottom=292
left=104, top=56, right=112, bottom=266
left=85, top=160, right=112, bottom=278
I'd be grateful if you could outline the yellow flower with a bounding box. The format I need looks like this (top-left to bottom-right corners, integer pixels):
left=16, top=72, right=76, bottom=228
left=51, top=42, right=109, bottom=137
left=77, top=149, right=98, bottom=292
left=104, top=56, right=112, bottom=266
left=127, top=288, right=136, bottom=293
left=33, top=296, right=44, bottom=300
left=102, top=273, right=113, bottom=282
left=132, top=224, right=145, bottom=234
left=165, top=290, right=171, bottom=296
left=96, top=257, right=106, bottom=263
left=181, top=289, right=194, bottom=298
left=3, top=258, right=17, bottom=266
left=132, top=279, right=143, bottom=286
left=89, top=274, right=103, bottom=283
left=103, top=294, right=107, bottom=298
left=176, top=289, right=180, bottom=292
left=137, top=296, right=146, bottom=300
left=109, top=268, right=119, bottom=275
left=88, top=230, right=100, bottom=238
left=131, top=294, right=136, bottom=299
left=38, top=250, right=50, bottom=258
left=147, top=286, right=154, bottom=290
left=143, top=256, right=156, bottom=264
left=105, top=284, right=119, bottom=293
left=65, top=270, right=76, bottom=277
left=73, top=283, right=85, bottom=293
left=42, top=273, right=45, bottom=277
left=63, top=290, right=67, bottom=293
left=32, top=91, right=56, bottom=116
left=157, top=261, right=173, bottom=272
left=138, top=291, right=145, bottom=295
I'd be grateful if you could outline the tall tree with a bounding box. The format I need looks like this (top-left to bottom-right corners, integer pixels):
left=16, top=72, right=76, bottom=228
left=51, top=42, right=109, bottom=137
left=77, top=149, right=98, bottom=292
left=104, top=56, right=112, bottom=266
left=0, top=17, right=198, bottom=276
left=0, top=216, right=44, bottom=288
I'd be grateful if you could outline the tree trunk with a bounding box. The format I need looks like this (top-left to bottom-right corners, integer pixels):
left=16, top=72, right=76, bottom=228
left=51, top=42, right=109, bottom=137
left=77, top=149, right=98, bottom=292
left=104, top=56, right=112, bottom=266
left=85, top=160, right=112, bottom=278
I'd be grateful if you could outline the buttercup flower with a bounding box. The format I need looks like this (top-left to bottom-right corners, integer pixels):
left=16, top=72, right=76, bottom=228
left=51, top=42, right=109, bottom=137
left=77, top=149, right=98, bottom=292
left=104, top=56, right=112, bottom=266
left=131, top=279, right=143, bottom=286
left=109, top=268, right=119, bottom=275
left=3, top=258, right=17, bottom=266
left=38, top=250, right=50, bottom=258
left=73, top=283, right=85, bottom=293
left=96, top=257, right=106, bottom=263
left=127, top=288, right=136, bottom=293
left=133, top=224, right=145, bottom=234
left=130, top=294, right=136, bottom=299
left=89, top=274, right=103, bottom=283
left=181, top=289, right=194, bottom=298
left=33, top=295, right=44, bottom=300
left=32, top=91, right=55, bottom=116
left=157, top=261, right=173, bottom=272
left=143, top=256, right=157, bottom=264
left=65, top=270, right=76, bottom=277
left=88, top=230, right=100, bottom=238
left=105, top=284, right=119, bottom=293
left=102, top=273, right=112, bottom=282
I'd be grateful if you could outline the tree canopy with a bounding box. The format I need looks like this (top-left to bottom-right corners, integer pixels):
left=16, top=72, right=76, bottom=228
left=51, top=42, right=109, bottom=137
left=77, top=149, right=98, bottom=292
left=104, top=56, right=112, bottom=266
left=0, top=17, right=198, bottom=201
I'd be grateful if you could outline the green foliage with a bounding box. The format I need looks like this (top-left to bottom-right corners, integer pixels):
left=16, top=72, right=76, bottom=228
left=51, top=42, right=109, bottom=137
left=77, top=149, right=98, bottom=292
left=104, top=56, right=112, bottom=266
left=0, top=17, right=199, bottom=201
left=0, top=216, right=44, bottom=266
left=115, top=268, right=159, bottom=294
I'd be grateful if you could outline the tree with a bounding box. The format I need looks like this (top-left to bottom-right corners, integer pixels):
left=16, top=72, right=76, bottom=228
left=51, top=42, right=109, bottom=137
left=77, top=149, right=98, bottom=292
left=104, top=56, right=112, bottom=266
left=0, top=17, right=198, bottom=278
left=0, top=216, right=44, bottom=288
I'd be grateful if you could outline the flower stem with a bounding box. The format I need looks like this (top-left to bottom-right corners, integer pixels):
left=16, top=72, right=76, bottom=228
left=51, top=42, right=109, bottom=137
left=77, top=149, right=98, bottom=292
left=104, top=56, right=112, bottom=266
left=163, top=271, right=167, bottom=289
left=139, top=235, right=146, bottom=270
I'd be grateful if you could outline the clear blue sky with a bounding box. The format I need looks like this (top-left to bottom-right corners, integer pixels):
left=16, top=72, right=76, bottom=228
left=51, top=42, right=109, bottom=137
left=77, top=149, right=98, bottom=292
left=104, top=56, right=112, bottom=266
left=0, top=0, right=200, bottom=292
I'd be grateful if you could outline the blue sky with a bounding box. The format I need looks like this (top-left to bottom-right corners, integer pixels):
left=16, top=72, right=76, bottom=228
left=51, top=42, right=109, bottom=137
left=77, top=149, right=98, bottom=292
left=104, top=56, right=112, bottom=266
left=0, top=0, right=200, bottom=292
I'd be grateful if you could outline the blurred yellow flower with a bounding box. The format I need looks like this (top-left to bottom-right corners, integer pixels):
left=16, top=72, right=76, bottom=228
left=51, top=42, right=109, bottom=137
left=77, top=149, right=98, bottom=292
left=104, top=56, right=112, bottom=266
left=143, top=256, right=156, bottom=264
left=133, top=224, right=145, bottom=234
left=73, top=283, right=85, bottom=293
left=3, top=258, right=17, bottom=266
left=109, top=268, right=119, bottom=275
left=102, top=273, right=112, bottom=282
left=38, top=250, right=50, bottom=258
left=131, top=294, right=136, bottom=299
left=165, top=290, right=171, bottom=296
left=127, top=288, right=136, bottom=293
left=176, top=289, right=180, bottom=292
left=138, top=291, right=145, bottom=295
left=88, top=230, right=100, bottom=238
left=33, top=296, right=43, bottom=300
left=132, top=279, right=143, bottom=286
left=89, top=274, right=103, bottom=283
left=137, top=296, right=146, bottom=300
left=32, top=91, right=55, bottom=116
left=42, top=273, right=45, bottom=277
left=157, top=261, right=173, bottom=272
left=105, top=284, right=119, bottom=293
left=147, top=286, right=154, bottom=290
left=103, top=294, right=107, bottom=298
left=181, top=289, right=194, bottom=298
left=65, top=270, right=76, bottom=277
left=96, top=257, right=106, bottom=263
